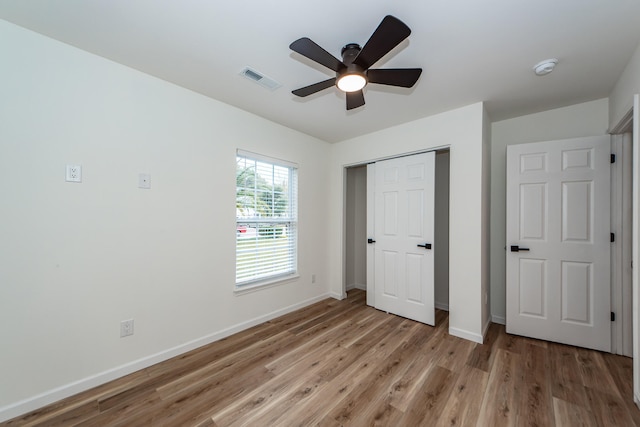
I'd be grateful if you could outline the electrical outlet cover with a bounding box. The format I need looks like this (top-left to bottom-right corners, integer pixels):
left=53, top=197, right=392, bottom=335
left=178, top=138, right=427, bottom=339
left=65, top=165, right=82, bottom=183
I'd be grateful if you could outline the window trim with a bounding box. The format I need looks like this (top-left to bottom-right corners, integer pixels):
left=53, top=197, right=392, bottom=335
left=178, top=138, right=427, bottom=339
left=236, top=149, right=298, bottom=170
left=235, top=150, right=298, bottom=290
left=233, top=273, right=301, bottom=296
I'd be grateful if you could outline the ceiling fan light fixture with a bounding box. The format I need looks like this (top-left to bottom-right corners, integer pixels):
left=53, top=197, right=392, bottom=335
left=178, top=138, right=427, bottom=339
left=336, top=73, right=367, bottom=92
left=289, top=15, right=421, bottom=109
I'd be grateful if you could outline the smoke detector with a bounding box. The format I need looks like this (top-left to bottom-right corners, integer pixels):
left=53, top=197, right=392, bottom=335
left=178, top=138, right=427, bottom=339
left=533, top=59, right=558, bottom=76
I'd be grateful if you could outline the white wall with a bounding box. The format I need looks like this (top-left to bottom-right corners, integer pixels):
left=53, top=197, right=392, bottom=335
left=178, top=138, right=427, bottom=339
left=489, top=98, right=609, bottom=323
left=0, top=21, right=331, bottom=420
left=434, top=151, right=450, bottom=309
left=328, top=103, right=490, bottom=343
left=345, top=166, right=367, bottom=289
left=610, top=41, right=640, bottom=130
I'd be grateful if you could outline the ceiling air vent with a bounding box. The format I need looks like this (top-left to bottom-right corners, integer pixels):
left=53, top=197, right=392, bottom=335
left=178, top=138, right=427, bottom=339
left=239, top=67, right=281, bottom=91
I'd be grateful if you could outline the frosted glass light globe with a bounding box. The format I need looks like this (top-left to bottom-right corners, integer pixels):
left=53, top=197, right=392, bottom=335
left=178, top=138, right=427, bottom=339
left=337, top=74, right=366, bottom=92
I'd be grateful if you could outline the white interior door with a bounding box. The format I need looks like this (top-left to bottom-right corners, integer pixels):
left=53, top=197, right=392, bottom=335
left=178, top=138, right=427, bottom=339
left=368, top=152, right=435, bottom=325
left=506, top=136, right=611, bottom=352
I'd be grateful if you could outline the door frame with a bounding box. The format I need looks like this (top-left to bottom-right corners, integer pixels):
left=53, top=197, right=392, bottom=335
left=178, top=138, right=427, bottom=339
left=341, top=148, right=450, bottom=309
left=610, top=132, right=633, bottom=356
left=634, top=94, right=640, bottom=409
left=610, top=96, right=639, bottom=406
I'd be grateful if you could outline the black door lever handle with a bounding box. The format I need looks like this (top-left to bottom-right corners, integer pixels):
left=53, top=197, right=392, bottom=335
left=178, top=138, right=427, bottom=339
left=510, top=245, right=530, bottom=252
left=367, top=238, right=376, bottom=244
left=417, top=243, right=432, bottom=249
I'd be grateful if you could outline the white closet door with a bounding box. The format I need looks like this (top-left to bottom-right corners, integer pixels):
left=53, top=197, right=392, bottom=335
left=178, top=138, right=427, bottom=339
left=368, top=152, right=435, bottom=325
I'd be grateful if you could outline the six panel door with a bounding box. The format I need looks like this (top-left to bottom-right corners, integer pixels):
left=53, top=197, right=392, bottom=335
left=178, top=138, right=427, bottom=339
left=506, top=136, right=611, bottom=351
left=370, top=152, right=435, bottom=325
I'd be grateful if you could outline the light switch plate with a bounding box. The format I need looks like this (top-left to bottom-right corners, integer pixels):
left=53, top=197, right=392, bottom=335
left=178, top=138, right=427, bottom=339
left=120, top=319, right=134, bottom=337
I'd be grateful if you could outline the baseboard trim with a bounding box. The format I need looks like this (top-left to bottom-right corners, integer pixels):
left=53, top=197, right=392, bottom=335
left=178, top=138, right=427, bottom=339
left=449, top=326, right=484, bottom=344
left=0, top=292, right=331, bottom=423
left=482, top=317, right=491, bottom=341
left=329, top=291, right=345, bottom=300
left=345, top=283, right=366, bottom=291
left=491, top=315, right=506, bottom=325
left=434, top=301, right=449, bottom=311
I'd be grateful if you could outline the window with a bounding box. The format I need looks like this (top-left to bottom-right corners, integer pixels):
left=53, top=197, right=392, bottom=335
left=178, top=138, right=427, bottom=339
left=236, top=150, right=298, bottom=288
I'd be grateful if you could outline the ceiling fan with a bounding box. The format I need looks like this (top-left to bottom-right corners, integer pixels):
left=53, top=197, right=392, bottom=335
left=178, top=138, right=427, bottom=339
left=289, top=15, right=422, bottom=110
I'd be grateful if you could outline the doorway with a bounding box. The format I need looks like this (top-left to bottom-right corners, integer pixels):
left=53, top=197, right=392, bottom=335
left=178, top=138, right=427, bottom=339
left=505, top=135, right=612, bottom=352
left=504, top=132, right=634, bottom=355
left=343, top=150, right=450, bottom=321
left=345, top=165, right=367, bottom=293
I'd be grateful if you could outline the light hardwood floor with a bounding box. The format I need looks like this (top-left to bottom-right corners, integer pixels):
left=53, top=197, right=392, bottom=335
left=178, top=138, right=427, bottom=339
left=4, top=289, right=640, bottom=426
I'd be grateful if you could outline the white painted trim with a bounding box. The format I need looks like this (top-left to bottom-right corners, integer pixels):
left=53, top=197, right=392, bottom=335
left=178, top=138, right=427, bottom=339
left=329, top=291, right=345, bottom=300
left=492, top=315, right=506, bottom=325
left=610, top=108, right=633, bottom=134
left=611, top=134, right=623, bottom=355
left=632, top=94, right=639, bottom=403
left=609, top=133, right=634, bottom=357
left=621, top=133, right=634, bottom=357
left=482, top=316, right=491, bottom=341
left=343, top=146, right=450, bottom=169
left=346, top=283, right=366, bottom=291
left=449, top=326, right=484, bottom=344
left=234, top=274, right=300, bottom=295
left=0, top=292, right=330, bottom=422
left=435, top=302, right=449, bottom=311
left=236, top=149, right=299, bottom=169
left=366, top=163, right=376, bottom=308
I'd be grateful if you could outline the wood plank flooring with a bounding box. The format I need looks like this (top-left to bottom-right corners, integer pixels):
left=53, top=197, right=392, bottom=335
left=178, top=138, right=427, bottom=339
left=4, top=289, right=640, bottom=426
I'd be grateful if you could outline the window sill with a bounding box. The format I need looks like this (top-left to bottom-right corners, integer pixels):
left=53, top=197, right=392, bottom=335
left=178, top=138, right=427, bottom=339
left=234, top=274, right=300, bottom=296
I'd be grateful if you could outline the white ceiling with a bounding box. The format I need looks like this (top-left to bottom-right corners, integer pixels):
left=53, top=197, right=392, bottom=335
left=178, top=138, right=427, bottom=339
left=2, top=1, right=640, bottom=142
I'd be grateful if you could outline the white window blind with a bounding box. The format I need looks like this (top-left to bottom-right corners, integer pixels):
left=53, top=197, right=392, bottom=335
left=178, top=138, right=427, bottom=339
left=236, top=151, right=298, bottom=287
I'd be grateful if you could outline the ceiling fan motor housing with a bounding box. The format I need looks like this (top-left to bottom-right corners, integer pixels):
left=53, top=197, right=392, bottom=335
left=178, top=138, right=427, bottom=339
left=341, top=43, right=361, bottom=64
left=338, top=43, right=367, bottom=89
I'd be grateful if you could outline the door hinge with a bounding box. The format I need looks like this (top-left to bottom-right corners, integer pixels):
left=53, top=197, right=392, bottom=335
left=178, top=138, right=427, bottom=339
left=611, top=154, right=616, bottom=163
left=611, top=312, right=616, bottom=322
left=611, top=232, right=615, bottom=243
